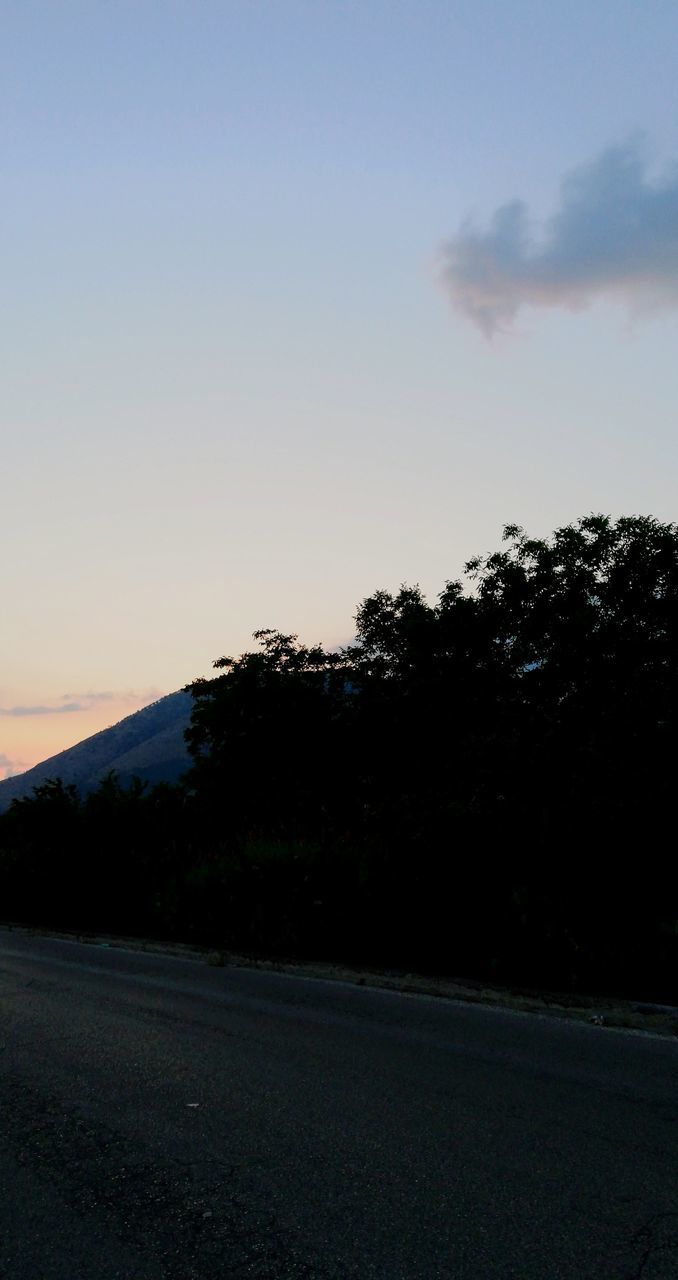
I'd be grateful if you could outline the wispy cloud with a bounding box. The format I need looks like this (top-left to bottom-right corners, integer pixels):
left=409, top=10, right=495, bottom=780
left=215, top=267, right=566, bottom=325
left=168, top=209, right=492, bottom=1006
left=0, top=752, right=28, bottom=779
left=61, top=689, right=163, bottom=707
left=0, top=690, right=164, bottom=718
left=0, top=703, right=83, bottom=717
left=440, top=142, right=678, bottom=335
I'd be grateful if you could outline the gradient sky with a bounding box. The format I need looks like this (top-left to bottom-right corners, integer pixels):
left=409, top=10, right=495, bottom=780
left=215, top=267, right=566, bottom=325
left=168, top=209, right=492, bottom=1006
left=3, top=0, right=678, bottom=774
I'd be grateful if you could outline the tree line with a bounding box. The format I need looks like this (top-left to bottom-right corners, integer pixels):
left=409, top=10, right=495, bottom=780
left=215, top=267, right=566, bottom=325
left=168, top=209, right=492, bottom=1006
left=1, top=514, right=676, bottom=1000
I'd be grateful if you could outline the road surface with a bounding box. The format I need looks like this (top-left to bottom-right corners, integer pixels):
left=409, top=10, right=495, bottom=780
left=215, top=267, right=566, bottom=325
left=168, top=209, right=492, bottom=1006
left=0, top=928, right=676, bottom=1278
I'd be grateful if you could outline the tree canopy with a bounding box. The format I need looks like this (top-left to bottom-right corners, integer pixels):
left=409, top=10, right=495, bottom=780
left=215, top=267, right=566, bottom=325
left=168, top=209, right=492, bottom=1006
left=1, top=514, right=676, bottom=999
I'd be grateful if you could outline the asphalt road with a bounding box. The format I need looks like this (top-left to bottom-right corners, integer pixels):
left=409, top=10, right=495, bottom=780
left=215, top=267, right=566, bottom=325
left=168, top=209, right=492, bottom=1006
left=0, top=929, right=676, bottom=1279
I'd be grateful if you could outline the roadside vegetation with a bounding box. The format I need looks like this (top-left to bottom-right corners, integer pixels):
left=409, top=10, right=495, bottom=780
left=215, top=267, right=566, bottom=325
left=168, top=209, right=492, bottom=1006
left=1, top=514, right=676, bottom=1001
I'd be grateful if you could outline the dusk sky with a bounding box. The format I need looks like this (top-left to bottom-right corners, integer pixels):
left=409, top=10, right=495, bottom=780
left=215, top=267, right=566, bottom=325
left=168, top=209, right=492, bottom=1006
left=3, top=0, right=678, bottom=775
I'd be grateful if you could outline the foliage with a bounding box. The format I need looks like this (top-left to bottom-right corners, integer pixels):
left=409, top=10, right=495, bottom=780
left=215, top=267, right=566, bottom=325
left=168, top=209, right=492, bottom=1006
left=1, top=515, right=676, bottom=1000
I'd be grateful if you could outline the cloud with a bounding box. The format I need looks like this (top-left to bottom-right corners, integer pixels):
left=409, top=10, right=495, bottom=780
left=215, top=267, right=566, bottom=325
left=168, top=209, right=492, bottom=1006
left=61, top=689, right=163, bottom=706
left=440, top=143, right=678, bottom=335
left=0, top=703, right=84, bottom=717
left=0, top=752, right=28, bottom=779
left=0, top=690, right=164, bottom=718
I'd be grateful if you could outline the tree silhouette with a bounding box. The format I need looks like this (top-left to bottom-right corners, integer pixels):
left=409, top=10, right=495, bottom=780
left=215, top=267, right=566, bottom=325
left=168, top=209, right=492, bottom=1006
left=0, top=515, right=675, bottom=998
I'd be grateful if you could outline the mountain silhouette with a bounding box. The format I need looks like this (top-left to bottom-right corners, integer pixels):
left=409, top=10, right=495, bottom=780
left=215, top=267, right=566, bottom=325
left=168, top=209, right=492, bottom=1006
left=0, top=691, right=192, bottom=811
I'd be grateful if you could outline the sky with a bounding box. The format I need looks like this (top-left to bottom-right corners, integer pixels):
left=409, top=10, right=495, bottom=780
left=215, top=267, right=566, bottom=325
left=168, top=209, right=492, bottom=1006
left=3, top=0, right=678, bottom=774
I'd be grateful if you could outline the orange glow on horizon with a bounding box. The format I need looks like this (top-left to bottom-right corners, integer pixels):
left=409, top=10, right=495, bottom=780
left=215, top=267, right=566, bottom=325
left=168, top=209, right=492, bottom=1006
left=0, top=693, right=165, bottom=778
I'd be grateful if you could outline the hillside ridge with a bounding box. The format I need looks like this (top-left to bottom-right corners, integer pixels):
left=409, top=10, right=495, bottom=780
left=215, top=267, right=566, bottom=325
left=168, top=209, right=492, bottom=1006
left=0, top=690, right=192, bottom=810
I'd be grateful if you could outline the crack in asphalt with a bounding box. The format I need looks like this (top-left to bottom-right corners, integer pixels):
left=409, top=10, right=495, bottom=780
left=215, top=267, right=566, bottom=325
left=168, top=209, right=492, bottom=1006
left=0, top=1070, right=327, bottom=1279
left=625, top=1212, right=678, bottom=1279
